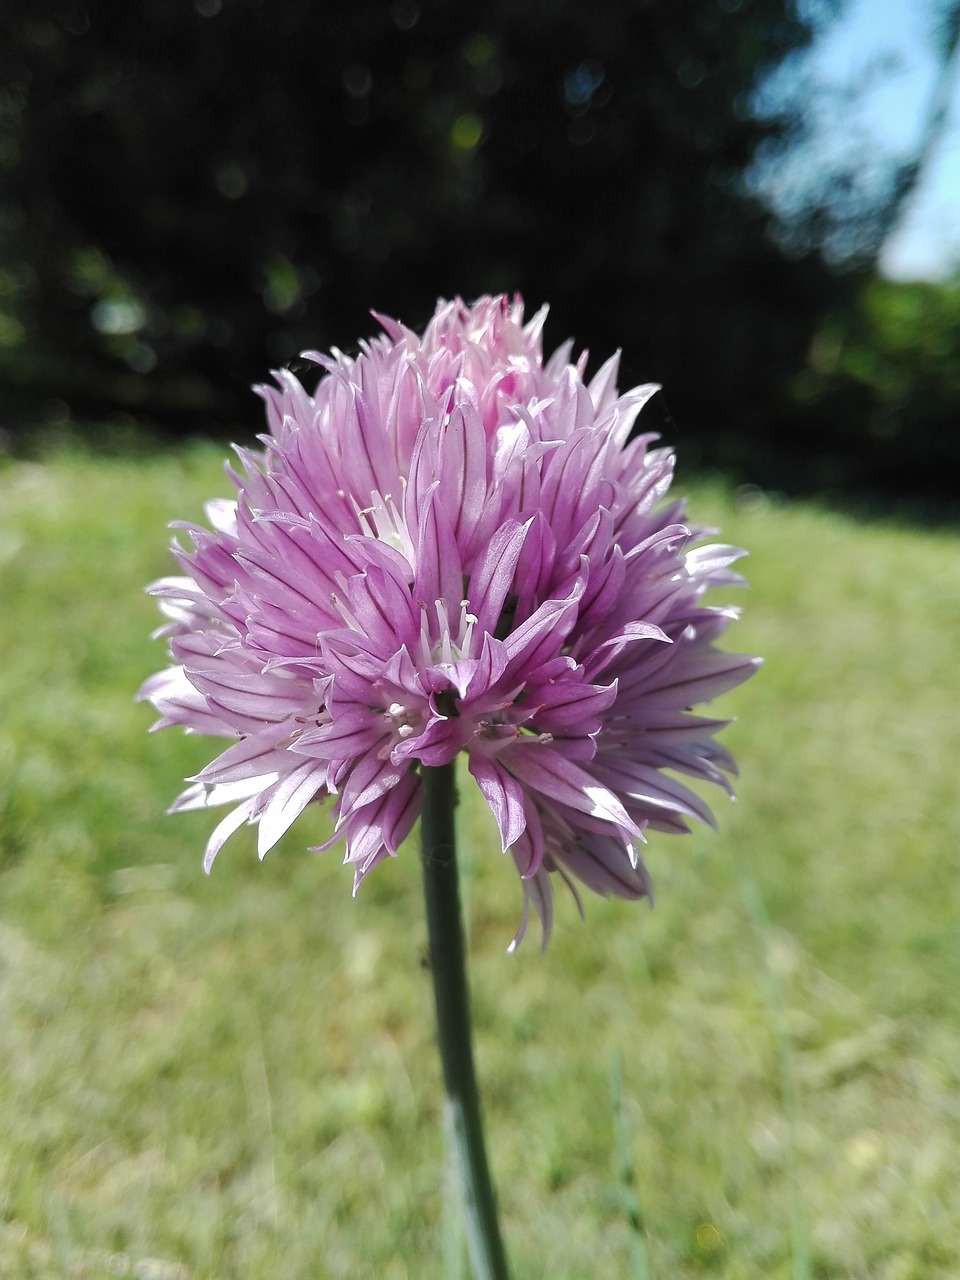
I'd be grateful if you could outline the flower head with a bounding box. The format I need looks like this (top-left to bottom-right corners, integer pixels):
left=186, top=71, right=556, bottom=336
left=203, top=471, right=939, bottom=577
left=140, top=295, right=759, bottom=947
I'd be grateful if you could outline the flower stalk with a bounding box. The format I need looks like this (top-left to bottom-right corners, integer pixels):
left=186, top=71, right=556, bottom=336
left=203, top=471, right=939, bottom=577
left=420, top=762, right=511, bottom=1280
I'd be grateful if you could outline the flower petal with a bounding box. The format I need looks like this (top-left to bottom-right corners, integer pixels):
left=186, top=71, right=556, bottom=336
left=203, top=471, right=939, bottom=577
left=413, top=484, right=464, bottom=615
left=257, top=761, right=330, bottom=856
left=202, top=798, right=258, bottom=873
left=503, top=743, right=642, bottom=836
left=468, top=754, right=528, bottom=852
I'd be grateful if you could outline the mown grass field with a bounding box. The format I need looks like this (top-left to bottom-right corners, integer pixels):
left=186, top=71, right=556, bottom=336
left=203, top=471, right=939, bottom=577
left=0, top=442, right=957, bottom=1279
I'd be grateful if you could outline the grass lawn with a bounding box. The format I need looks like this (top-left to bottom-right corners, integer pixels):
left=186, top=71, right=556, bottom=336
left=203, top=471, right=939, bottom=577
left=0, top=441, right=957, bottom=1279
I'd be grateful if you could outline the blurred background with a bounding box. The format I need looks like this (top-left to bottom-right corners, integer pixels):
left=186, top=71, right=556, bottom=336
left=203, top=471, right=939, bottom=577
left=2, top=0, right=959, bottom=512
left=2, top=3, right=960, bottom=1277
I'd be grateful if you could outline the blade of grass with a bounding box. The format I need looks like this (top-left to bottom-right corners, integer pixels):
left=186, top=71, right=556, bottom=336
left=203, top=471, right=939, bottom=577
left=609, top=1050, right=649, bottom=1280
left=738, top=865, right=811, bottom=1280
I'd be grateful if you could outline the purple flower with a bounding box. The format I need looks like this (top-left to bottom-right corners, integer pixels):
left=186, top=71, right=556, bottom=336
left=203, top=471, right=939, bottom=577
left=140, top=295, right=759, bottom=948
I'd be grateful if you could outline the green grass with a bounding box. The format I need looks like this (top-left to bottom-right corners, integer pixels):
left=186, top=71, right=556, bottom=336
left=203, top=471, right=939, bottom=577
left=1, top=441, right=958, bottom=1279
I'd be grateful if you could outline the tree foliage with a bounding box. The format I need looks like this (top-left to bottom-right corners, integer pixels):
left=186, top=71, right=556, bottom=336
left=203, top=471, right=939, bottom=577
left=791, top=277, right=960, bottom=506
left=750, top=0, right=960, bottom=269
left=13, top=0, right=956, bottom=510
left=1, top=2, right=843, bottom=429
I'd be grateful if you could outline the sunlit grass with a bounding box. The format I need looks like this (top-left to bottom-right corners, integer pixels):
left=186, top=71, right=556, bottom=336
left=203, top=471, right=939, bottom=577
left=1, top=442, right=957, bottom=1278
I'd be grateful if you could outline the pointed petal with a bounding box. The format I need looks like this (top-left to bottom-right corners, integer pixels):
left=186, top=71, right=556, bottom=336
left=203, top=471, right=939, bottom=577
left=257, top=762, right=329, bottom=856
left=468, top=753, right=527, bottom=852
left=413, top=484, right=464, bottom=611
left=507, top=866, right=554, bottom=953
left=503, top=743, right=641, bottom=836
left=436, top=400, right=490, bottom=558
left=467, top=518, right=532, bottom=635
left=193, top=735, right=293, bottom=784
left=501, top=565, right=586, bottom=676
left=294, top=710, right=388, bottom=760
left=202, top=798, right=258, bottom=873
left=554, top=834, right=653, bottom=901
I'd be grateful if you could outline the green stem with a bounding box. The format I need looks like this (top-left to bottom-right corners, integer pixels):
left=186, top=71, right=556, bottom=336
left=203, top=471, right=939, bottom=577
left=420, top=762, right=511, bottom=1280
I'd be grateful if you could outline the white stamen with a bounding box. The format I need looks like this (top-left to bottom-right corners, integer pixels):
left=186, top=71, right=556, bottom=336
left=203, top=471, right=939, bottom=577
left=350, top=488, right=414, bottom=559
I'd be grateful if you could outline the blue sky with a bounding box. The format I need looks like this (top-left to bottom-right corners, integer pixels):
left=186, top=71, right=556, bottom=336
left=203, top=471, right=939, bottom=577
left=806, top=0, right=960, bottom=278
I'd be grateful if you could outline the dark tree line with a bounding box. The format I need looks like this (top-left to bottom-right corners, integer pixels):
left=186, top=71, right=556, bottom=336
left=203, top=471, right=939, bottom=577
left=1, top=0, right=955, bottom=505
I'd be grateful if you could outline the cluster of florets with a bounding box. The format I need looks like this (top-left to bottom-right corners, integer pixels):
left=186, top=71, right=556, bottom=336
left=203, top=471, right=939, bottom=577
left=140, top=295, right=758, bottom=947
